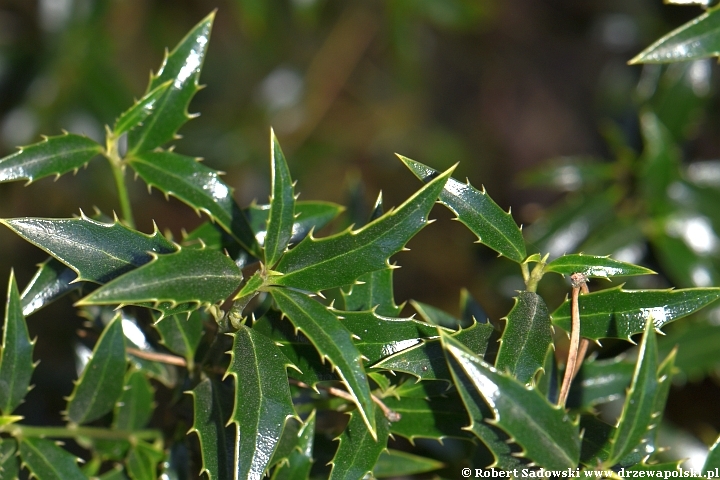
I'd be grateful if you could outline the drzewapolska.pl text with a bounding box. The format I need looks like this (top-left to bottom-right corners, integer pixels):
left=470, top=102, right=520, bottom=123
left=462, top=468, right=712, bottom=478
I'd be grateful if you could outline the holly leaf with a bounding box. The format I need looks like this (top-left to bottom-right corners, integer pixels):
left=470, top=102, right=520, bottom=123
left=270, top=411, right=315, bottom=480
left=78, top=247, right=243, bottom=310
left=247, top=201, right=345, bottom=247
left=21, top=258, right=81, bottom=316
left=127, top=150, right=258, bottom=254
left=704, top=435, right=720, bottom=476
left=126, top=442, right=164, bottom=480
left=545, top=254, right=656, bottom=279
left=551, top=285, right=720, bottom=341
left=399, top=156, right=526, bottom=263
left=113, top=370, right=154, bottom=431
left=0, top=438, right=18, bottom=480
left=0, top=133, right=102, bottom=184
left=568, top=357, right=635, bottom=409
left=114, top=81, right=173, bottom=136
left=342, top=268, right=403, bottom=317
left=154, top=310, right=204, bottom=369
left=373, top=449, right=444, bottom=478
left=127, top=12, right=214, bottom=153
left=264, top=130, right=295, bottom=267
left=329, top=408, right=389, bottom=480
left=268, top=166, right=453, bottom=292
left=0, top=271, right=35, bottom=415
left=66, top=315, right=127, bottom=424
left=442, top=331, right=580, bottom=470
left=270, top=287, right=376, bottom=437
left=189, top=379, right=234, bottom=480
left=1, top=214, right=177, bottom=284
left=495, top=291, right=552, bottom=384
left=381, top=395, right=474, bottom=442
left=411, top=300, right=463, bottom=329
left=226, top=325, right=296, bottom=480
left=19, top=437, right=85, bottom=479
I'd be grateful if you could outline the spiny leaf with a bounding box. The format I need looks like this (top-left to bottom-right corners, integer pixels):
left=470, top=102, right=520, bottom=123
left=329, top=407, right=389, bottom=480
left=127, top=150, right=258, bottom=254
left=704, top=434, right=720, bottom=476
left=189, top=379, right=234, bottom=480
left=442, top=331, right=580, bottom=470
left=78, top=247, right=243, bottom=310
left=0, top=271, right=35, bottom=415
left=126, top=442, right=164, bottom=480
left=545, top=254, right=656, bottom=279
left=399, top=155, right=526, bottom=262
left=342, top=267, right=402, bottom=317
left=113, top=370, right=154, bottom=431
left=66, top=314, right=127, bottom=424
left=0, top=133, right=102, bottom=184
left=373, top=449, right=444, bottom=478
left=270, top=412, right=315, bottom=480
left=551, top=285, right=720, bottom=341
left=381, top=395, right=474, bottom=442
left=630, top=8, right=720, bottom=64
left=264, top=130, right=295, bottom=267
left=568, top=356, right=635, bottom=409
left=226, top=325, right=296, bottom=480
left=270, top=287, right=376, bottom=437
left=411, top=299, right=463, bottom=329
left=1, top=215, right=177, bottom=284
left=19, top=437, right=85, bottom=479
left=495, top=291, right=552, bottom=384
left=114, top=81, right=173, bottom=135
left=0, top=438, right=19, bottom=480
left=154, top=310, right=204, bottom=369
left=269, top=166, right=453, bottom=292
left=127, top=12, right=214, bottom=153
left=247, top=201, right=345, bottom=248
left=21, top=258, right=81, bottom=316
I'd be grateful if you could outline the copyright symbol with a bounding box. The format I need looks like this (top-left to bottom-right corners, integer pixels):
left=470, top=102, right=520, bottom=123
left=462, top=468, right=472, bottom=477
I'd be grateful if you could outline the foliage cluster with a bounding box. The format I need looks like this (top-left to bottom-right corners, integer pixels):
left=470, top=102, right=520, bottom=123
left=2, top=3, right=720, bottom=479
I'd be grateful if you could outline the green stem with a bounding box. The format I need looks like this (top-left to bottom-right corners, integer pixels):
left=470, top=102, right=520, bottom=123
left=105, top=128, right=135, bottom=229
left=4, top=423, right=161, bottom=442
left=525, top=253, right=549, bottom=293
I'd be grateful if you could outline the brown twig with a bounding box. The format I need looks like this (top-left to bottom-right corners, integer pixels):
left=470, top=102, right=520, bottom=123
left=126, top=347, right=187, bottom=367
left=557, top=273, right=588, bottom=407
left=571, top=283, right=591, bottom=382
left=290, top=379, right=400, bottom=422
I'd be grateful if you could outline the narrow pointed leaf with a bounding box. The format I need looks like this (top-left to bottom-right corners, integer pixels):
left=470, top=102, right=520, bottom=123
left=329, top=408, right=389, bottom=480
left=1, top=216, right=177, bottom=284
left=373, top=321, right=494, bottom=381
left=128, top=151, right=258, bottom=254
left=114, top=81, right=173, bottom=135
left=373, top=450, right=444, bottom=478
left=568, top=357, right=635, bottom=409
left=154, top=310, right=203, bottom=368
left=0, top=133, right=102, bottom=184
left=382, top=395, right=474, bottom=442
left=227, top=325, right=295, bottom=480
left=551, top=285, right=720, bottom=341
left=270, top=166, right=453, bottom=292
left=247, top=201, right=345, bottom=247
left=704, top=435, right=720, bottom=476
left=545, top=254, right=656, bottom=278
left=189, top=379, right=234, bottom=480
left=21, top=258, right=81, bottom=316
left=442, top=331, right=580, bottom=470
left=411, top=299, right=463, bottom=329
left=0, top=438, right=18, bottom=480
left=78, top=247, right=243, bottom=309
left=606, top=319, right=660, bottom=465
left=495, top=291, right=552, bottom=384
left=264, top=131, right=295, bottom=267
left=113, top=370, right=154, bottom=431
left=270, top=287, right=376, bottom=437
left=342, top=268, right=402, bottom=317
left=66, top=315, right=126, bottom=424
left=270, top=412, right=315, bottom=480
left=399, top=156, right=526, bottom=262
left=126, top=442, right=164, bottom=480
left=630, top=8, right=720, bottom=64
left=0, top=272, right=35, bottom=415
left=19, top=437, right=85, bottom=479
left=128, top=12, right=213, bottom=153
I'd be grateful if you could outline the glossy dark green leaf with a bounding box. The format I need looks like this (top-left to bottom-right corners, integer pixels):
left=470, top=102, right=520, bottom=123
left=264, top=131, right=295, bottom=267
left=0, top=438, right=18, bottom=480
left=0, top=272, right=35, bottom=415
left=21, top=258, right=81, bottom=316
left=270, top=288, right=376, bottom=436
left=126, top=442, right=163, bottom=480
left=78, top=247, right=243, bottom=310
left=495, top=292, right=552, bottom=384
left=704, top=435, right=720, bottom=476
left=0, top=133, right=102, bottom=184
left=606, top=319, right=660, bottom=465
left=373, top=321, right=494, bottom=381
left=442, top=331, right=580, bottom=470
left=339, top=309, right=443, bottom=364
left=329, top=407, right=389, bottom=480
left=114, top=81, right=172, bottom=135
left=373, top=449, right=444, bottom=478
left=247, top=201, right=345, bottom=247
left=269, top=167, right=453, bottom=292
left=113, top=370, right=154, bottom=431
left=19, top=437, right=85, bottom=479
left=382, top=395, right=474, bottom=442
left=227, top=325, right=296, bottom=480
left=545, top=254, right=656, bottom=279
left=270, top=412, right=315, bottom=480
left=631, top=8, right=720, bottom=64
left=552, top=285, right=720, bottom=341
left=568, top=357, right=634, bottom=409
left=66, top=315, right=126, bottom=424
left=1, top=215, right=176, bottom=284
left=399, top=156, right=526, bottom=262
left=128, top=151, right=258, bottom=254
left=341, top=268, right=402, bottom=317
left=411, top=300, right=463, bottom=329
left=154, top=310, right=203, bottom=368
left=460, top=288, right=489, bottom=325
left=537, top=345, right=559, bottom=404
left=189, top=379, right=234, bottom=480
left=128, top=12, right=213, bottom=153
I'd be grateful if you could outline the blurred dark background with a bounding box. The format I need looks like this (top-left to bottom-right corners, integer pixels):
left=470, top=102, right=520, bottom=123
left=0, top=0, right=718, bottom=456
